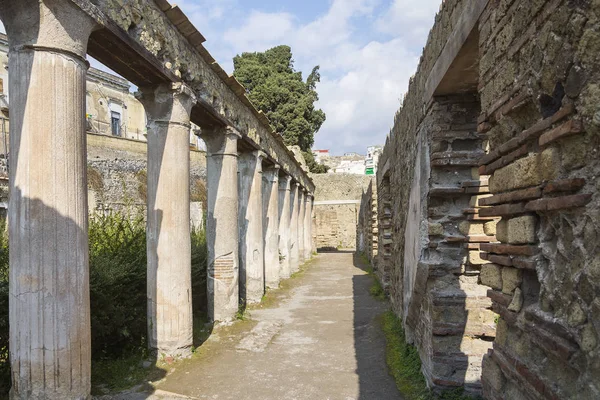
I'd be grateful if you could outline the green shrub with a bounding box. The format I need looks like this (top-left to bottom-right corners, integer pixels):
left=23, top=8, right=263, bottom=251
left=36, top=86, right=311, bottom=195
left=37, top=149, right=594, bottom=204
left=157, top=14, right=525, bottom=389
left=89, top=212, right=148, bottom=357
left=0, top=212, right=208, bottom=395
left=190, top=227, right=208, bottom=317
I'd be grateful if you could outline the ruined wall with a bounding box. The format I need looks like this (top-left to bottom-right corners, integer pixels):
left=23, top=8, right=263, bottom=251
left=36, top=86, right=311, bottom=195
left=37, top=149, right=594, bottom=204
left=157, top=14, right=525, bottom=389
left=87, top=133, right=207, bottom=214
left=311, top=174, right=372, bottom=250
left=373, top=0, right=600, bottom=397
left=375, top=3, right=493, bottom=391
left=476, top=1, right=600, bottom=399
left=356, top=180, right=378, bottom=263
left=377, top=0, right=473, bottom=313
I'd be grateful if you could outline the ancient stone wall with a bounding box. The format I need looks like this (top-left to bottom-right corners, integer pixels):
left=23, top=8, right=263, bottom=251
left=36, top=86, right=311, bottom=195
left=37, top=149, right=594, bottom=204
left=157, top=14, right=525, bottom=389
left=356, top=180, right=378, bottom=263
left=311, top=173, right=372, bottom=250
left=476, top=1, right=600, bottom=399
left=87, top=133, right=206, bottom=214
left=371, top=0, right=600, bottom=397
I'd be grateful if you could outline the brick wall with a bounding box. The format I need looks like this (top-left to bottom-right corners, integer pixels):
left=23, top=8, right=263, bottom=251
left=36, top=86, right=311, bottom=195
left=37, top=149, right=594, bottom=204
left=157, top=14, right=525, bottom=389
left=476, top=1, right=600, bottom=399
left=356, top=180, right=378, bottom=263
left=370, top=0, right=600, bottom=397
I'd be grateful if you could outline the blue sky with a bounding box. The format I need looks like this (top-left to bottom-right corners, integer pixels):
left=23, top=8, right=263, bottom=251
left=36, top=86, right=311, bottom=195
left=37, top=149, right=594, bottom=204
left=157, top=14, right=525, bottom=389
left=1, top=0, right=442, bottom=155
left=174, top=0, right=443, bottom=155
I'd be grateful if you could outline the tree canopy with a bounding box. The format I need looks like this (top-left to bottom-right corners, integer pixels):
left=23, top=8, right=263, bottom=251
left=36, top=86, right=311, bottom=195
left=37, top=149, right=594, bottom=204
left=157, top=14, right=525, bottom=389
left=233, top=45, right=328, bottom=173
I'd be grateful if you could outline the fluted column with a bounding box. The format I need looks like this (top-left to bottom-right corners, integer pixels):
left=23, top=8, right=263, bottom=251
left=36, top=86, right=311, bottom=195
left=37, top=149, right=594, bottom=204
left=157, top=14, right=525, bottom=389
left=201, top=127, right=241, bottom=322
left=0, top=1, right=96, bottom=398
left=263, top=165, right=281, bottom=288
left=289, top=182, right=300, bottom=273
left=238, top=150, right=265, bottom=305
left=138, top=83, right=196, bottom=358
left=304, top=194, right=313, bottom=260
left=297, top=189, right=306, bottom=263
left=311, top=195, right=317, bottom=254
left=278, top=175, right=292, bottom=279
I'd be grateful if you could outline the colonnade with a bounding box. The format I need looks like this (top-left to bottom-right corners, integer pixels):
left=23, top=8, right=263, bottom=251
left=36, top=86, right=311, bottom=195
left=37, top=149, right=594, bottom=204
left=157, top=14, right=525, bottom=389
left=0, top=1, right=314, bottom=398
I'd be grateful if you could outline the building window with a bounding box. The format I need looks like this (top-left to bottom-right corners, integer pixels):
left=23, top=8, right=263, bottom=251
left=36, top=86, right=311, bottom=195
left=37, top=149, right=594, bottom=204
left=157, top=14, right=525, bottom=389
left=111, top=111, right=121, bottom=137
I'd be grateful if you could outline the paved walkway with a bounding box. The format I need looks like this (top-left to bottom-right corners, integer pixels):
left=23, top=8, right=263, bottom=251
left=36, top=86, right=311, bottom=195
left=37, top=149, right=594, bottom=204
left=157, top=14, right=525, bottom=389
left=149, top=252, right=401, bottom=400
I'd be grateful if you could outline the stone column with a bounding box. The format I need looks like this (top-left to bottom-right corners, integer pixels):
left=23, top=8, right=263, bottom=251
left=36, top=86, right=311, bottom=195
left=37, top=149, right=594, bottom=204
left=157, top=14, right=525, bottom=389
left=0, top=1, right=96, bottom=398
left=263, top=165, right=281, bottom=288
left=311, top=195, right=318, bottom=254
left=138, top=83, right=196, bottom=358
left=201, top=127, right=242, bottom=322
left=238, top=150, right=265, bottom=305
left=289, top=182, right=300, bottom=273
left=297, top=189, right=306, bottom=263
left=278, top=175, right=292, bottom=279
left=304, top=194, right=313, bottom=260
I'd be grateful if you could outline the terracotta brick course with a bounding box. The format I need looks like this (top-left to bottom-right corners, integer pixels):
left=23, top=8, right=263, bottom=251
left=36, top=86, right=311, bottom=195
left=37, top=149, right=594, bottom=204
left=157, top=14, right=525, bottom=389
left=480, top=243, right=538, bottom=257
left=479, top=187, right=542, bottom=206
left=524, top=193, right=592, bottom=212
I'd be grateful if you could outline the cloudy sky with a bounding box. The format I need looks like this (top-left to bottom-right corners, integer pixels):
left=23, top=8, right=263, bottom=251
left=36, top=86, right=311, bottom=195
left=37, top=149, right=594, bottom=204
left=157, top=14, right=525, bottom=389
left=1, top=0, right=442, bottom=155
left=176, top=0, right=442, bottom=155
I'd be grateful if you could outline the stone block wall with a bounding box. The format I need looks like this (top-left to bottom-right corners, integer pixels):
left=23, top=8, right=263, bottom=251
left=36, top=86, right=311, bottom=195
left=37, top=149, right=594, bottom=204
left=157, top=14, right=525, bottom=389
left=311, top=173, right=372, bottom=250
left=402, top=94, right=497, bottom=393
left=370, top=0, right=600, bottom=397
left=87, top=133, right=207, bottom=214
left=476, top=1, right=600, bottom=399
left=356, top=180, right=378, bottom=263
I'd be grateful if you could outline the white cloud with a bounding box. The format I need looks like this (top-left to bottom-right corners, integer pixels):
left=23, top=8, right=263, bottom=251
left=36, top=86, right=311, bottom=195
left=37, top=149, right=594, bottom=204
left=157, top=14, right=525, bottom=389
left=180, top=0, right=438, bottom=154
left=223, top=11, right=295, bottom=54
left=375, top=0, right=441, bottom=40
left=291, top=0, right=377, bottom=60
left=314, top=38, right=419, bottom=152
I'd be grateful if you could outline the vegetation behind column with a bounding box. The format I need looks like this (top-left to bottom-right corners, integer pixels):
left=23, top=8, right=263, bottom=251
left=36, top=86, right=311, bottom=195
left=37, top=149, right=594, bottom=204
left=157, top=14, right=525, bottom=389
left=0, top=212, right=208, bottom=395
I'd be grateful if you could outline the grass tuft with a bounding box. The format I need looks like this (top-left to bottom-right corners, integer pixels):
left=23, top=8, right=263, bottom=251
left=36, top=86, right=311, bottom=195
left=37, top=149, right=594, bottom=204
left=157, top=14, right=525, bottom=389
left=382, top=311, right=479, bottom=400
left=369, top=277, right=386, bottom=301
left=382, top=311, right=431, bottom=400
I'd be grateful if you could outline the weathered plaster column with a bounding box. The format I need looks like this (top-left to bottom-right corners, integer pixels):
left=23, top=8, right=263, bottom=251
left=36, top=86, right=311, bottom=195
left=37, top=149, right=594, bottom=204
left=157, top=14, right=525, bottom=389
left=0, top=1, right=96, bottom=398
left=263, top=165, right=281, bottom=288
left=289, top=182, right=300, bottom=273
left=278, top=175, right=292, bottom=279
left=138, top=83, right=196, bottom=358
left=304, top=194, right=313, bottom=260
left=238, top=150, right=266, bottom=305
left=201, top=127, right=242, bottom=321
left=297, top=189, right=306, bottom=263
left=312, top=195, right=318, bottom=254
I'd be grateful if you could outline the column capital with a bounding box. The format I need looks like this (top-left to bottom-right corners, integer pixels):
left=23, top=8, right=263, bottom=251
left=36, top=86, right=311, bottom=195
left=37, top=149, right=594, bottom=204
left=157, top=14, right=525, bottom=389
left=201, top=126, right=241, bottom=157
left=0, top=0, right=97, bottom=60
left=264, top=164, right=281, bottom=172
left=240, top=149, right=267, bottom=174
left=200, top=126, right=242, bottom=140
left=137, top=82, right=196, bottom=126
left=241, top=149, right=266, bottom=161
left=279, top=174, right=292, bottom=191
left=262, top=164, right=280, bottom=183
